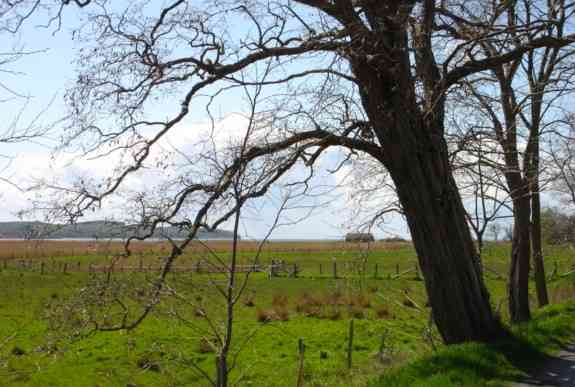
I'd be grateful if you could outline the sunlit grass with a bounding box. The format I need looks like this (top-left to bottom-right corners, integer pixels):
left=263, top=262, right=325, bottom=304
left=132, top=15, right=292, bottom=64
left=0, top=241, right=573, bottom=386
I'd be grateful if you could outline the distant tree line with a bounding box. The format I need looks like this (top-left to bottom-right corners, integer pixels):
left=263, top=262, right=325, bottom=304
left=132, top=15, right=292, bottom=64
left=540, top=208, right=575, bottom=245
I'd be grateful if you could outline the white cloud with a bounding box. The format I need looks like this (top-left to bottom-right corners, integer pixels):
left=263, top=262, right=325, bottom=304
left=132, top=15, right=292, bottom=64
left=0, top=115, right=415, bottom=239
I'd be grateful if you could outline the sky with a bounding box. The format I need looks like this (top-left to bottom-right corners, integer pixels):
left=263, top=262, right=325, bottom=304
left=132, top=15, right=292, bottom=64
left=0, top=6, right=412, bottom=240
left=4, top=2, right=558, bottom=241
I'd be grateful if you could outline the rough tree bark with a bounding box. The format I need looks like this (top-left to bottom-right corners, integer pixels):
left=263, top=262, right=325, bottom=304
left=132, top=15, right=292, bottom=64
left=530, top=137, right=550, bottom=307
left=387, top=129, right=501, bottom=343
left=345, top=6, right=502, bottom=342
left=509, top=192, right=532, bottom=323
left=471, top=62, right=535, bottom=323
left=527, top=89, right=550, bottom=307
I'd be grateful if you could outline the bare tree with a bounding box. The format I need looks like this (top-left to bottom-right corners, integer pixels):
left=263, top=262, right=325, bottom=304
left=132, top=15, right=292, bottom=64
left=337, top=155, right=404, bottom=238
left=0, top=0, right=98, bottom=194
left=0, top=0, right=92, bottom=33
left=450, top=125, right=513, bottom=258
left=550, top=120, right=575, bottom=204
left=0, top=43, right=46, bottom=188
left=450, top=0, right=575, bottom=320
left=48, top=84, right=317, bottom=386
left=28, top=1, right=575, bottom=342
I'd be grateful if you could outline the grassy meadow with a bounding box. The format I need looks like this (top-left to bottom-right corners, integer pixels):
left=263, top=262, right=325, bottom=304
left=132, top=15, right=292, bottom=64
left=0, top=240, right=574, bottom=386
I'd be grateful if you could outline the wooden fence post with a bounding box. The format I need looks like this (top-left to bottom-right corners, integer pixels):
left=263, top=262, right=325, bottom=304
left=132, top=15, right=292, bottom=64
left=63, top=263, right=68, bottom=274
left=319, top=263, right=323, bottom=276
left=40, top=262, right=45, bottom=275
left=395, top=263, right=399, bottom=276
left=333, top=261, right=338, bottom=279
left=374, top=263, right=379, bottom=278
left=297, top=338, right=305, bottom=387
left=347, top=319, right=354, bottom=369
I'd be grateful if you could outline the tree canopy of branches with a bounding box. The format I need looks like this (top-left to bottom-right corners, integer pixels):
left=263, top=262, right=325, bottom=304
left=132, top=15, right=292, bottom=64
left=8, top=0, right=575, bottom=344
left=540, top=207, right=575, bottom=244
left=449, top=0, right=575, bottom=318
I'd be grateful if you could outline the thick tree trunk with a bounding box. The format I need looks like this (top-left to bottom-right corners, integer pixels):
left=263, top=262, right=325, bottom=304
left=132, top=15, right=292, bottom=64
left=531, top=186, right=549, bottom=306
left=508, top=194, right=532, bottom=323
left=529, top=136, right=549, bottom=307
left=381, top=123, right=502, bottom=344
left=348, top=24, right=501, bottom=343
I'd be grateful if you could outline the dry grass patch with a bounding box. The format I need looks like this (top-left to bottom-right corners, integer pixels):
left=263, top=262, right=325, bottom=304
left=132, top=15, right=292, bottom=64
left=295, top=291, right=373, bottom=319
left=272, top=293, right=289, bottom=308
left=375, top=305, right=392, bottom=319
left=242, top=293, right=256, bottom=307
left=550, top=280, right=575, bottom=303
left=348, top=306, right=366, bottom=319
left=347, top=293, right=371, bottom=308
left=322, top=306, right=343, bottom=320
left=256, top=307, right=289, bottom=322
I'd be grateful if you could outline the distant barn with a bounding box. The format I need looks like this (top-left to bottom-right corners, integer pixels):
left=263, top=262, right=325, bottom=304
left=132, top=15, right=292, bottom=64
left=345, top=233, right=375, bottom=243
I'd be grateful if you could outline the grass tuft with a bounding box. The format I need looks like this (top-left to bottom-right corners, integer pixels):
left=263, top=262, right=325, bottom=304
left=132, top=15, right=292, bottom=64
left=369, top=302, right=575, bottom=387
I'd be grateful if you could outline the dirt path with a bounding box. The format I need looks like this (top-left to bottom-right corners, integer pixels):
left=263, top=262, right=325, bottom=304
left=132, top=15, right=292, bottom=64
left=513, top=344, right=575, bottom=386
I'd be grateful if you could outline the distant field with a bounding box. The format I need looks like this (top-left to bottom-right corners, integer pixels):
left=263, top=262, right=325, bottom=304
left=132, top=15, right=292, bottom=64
left=0, top=241, right=573, bottom=386
left=0, top=239, right=418, bottom=275
left=0, top=239, right=410, bottom=258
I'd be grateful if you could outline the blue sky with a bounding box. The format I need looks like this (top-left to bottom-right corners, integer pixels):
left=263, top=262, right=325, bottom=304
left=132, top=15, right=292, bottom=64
left=0, top=9, right=412, bottom=240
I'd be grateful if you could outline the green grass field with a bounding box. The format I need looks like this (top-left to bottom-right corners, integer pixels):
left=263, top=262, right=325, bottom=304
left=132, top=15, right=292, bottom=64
left=0, top=241, right=573, bottom=386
